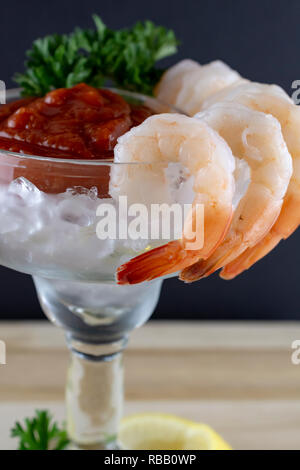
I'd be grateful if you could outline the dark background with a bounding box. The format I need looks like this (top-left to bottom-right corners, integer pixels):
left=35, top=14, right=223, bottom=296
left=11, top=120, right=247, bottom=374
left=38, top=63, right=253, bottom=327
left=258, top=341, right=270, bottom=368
left=0, top=0, right=299, bottom=320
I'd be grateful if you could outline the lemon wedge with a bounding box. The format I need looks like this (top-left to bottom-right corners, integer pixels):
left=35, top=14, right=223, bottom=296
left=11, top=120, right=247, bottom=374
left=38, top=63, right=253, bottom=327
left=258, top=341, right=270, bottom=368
left=119, top=413, right=232, bottom=450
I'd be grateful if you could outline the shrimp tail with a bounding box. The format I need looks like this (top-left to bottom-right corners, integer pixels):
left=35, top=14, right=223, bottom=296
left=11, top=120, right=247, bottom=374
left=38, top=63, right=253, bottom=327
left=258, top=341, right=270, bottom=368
left=117, top=240, right=194, bottom=285
left=220, top=232, right=283, bottom=279
left=221, top=195, right=300, bottom=280
left=179, top=258, right=215, bottom=282
left=180, top=242, right=239, bottom=282
left=117, top=204, right=235, bottom=285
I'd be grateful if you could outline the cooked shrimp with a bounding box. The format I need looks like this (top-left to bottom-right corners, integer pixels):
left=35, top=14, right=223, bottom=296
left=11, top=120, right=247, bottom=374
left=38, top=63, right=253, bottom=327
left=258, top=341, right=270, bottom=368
left=181, top=102, right=292, bottom=282
left=114, top=113, right=236, bottom=284
left=201, top=82, right=300, bottom=279
left=154, top=59, right=201, bottom=109
left=155, top=60, right=242, bottom=116
left=201, top=81, right=291, bottom=111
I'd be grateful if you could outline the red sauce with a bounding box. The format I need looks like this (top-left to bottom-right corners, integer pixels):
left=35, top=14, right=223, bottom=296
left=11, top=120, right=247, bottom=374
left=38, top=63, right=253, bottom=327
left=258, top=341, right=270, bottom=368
left=0, top=83, right=153, bottom=193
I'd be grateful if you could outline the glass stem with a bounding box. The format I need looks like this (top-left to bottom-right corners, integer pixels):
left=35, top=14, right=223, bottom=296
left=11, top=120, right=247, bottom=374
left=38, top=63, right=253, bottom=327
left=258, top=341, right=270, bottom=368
left=65, top=336, right=126, bottom=450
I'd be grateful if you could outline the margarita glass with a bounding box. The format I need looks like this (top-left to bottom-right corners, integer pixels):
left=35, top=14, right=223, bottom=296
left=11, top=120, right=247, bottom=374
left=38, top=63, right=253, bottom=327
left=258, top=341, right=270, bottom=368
left=0, top=89, right=184, bottom=449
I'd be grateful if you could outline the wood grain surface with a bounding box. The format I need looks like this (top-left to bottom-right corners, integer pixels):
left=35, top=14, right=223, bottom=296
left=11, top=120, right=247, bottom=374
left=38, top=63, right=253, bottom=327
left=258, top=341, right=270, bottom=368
left=1, top=320, right=300, bottom=450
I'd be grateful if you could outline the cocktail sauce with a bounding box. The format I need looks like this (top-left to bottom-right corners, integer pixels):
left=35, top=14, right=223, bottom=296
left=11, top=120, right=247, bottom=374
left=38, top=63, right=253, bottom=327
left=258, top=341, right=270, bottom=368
left=0, top=84, right=153, bottom=193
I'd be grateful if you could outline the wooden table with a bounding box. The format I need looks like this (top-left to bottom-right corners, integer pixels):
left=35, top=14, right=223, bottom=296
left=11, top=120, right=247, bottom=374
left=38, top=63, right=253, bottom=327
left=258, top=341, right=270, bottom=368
left=1, top=320, right=300, bottom=450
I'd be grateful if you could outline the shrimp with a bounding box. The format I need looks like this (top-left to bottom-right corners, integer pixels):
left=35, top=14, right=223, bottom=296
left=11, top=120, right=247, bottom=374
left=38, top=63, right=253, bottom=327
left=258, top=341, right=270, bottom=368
left=155, top=60, right=242, bottom=116
left=153, top=59, right=201, bottom=109
left=181, top=102, right=292, bottom=282
left=114, top=113, right=236, bottom=284
left=201, top=81, right=291, bottom=111
left=201, top=82, right=300, bottom=279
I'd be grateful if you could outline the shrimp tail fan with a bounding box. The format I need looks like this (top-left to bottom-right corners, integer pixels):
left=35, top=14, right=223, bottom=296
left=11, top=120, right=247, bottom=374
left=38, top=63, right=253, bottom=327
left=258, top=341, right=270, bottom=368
left=117, top=241, right=188, bottom=285
left=117, top=206, right=234, bottom=285
left=220, top=232, right=282, bottom=279
left=179, top=258, right=217, bottom=282
left=180, top=243, right=239, bottom=282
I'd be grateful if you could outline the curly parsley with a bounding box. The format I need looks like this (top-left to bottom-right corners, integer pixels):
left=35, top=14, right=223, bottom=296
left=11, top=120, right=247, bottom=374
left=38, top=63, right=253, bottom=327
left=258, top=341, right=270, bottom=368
left=11, top=410, right=70, bottom=450
left=14, top=15, right=179, bottom=96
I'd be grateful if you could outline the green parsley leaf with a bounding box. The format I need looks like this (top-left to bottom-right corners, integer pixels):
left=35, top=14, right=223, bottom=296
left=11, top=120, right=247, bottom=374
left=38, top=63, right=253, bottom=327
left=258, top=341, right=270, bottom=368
left=11, top=410, right=70, bottom=450
left=14, top=15, right=179, bottom=96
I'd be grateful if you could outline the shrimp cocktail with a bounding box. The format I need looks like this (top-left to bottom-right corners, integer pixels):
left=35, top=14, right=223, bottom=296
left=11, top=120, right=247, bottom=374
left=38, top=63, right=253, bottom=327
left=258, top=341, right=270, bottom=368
left=0, top=84, right=175, bottom=448
left=1, top=16, right=299, bottom=450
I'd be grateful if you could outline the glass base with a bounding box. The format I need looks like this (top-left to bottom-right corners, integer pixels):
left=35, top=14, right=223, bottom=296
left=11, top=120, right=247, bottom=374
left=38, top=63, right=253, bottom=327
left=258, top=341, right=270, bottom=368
left=32, top=275, right=163, bottom=448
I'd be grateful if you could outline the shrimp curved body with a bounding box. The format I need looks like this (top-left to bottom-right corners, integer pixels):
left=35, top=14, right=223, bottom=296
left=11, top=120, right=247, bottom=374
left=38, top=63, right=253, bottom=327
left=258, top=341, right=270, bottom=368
left=155, top=60, right=242, bottom=116
left=202, top=82, right=300, bottom=279
left=115, top=113, right=236, bottom=284
left=181, top=102, right=293, bottom=282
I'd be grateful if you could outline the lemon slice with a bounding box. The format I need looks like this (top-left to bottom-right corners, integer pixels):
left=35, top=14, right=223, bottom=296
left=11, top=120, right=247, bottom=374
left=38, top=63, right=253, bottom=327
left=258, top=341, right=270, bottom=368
left=119, top=413, right=232, bottom=450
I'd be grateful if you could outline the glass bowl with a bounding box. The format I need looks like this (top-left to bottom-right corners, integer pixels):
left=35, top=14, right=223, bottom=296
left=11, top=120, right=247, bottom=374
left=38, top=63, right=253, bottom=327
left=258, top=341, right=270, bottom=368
left=0, top=88, right=181, bottom=449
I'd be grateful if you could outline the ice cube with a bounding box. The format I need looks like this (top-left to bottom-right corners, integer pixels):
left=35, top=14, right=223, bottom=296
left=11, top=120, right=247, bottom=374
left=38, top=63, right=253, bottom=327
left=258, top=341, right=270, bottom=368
left=8, top=177, right=42, bottom=206
left=0, top=215, right=20, bottom=234
left=58, top=197, right=96, bottom=227
left=88, top=186, right=98, bottom=200
left=66, top=186, right=98, bottom=200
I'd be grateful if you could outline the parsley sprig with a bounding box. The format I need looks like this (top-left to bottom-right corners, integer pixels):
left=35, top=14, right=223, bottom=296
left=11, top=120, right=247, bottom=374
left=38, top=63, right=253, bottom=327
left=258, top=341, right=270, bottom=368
left=14, top=15, right=179, bottom=96
left=11, top=410, right=70, bottom=450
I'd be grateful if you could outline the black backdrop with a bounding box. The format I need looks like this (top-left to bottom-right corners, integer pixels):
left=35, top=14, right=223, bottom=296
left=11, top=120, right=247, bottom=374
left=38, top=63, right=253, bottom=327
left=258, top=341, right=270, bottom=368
left=0, top=0, right=299, bottom=320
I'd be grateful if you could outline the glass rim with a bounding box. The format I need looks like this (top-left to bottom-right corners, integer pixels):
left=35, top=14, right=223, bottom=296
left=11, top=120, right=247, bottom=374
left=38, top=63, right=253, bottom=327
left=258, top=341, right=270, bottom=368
left=0, top=87, right=179, bottom=166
